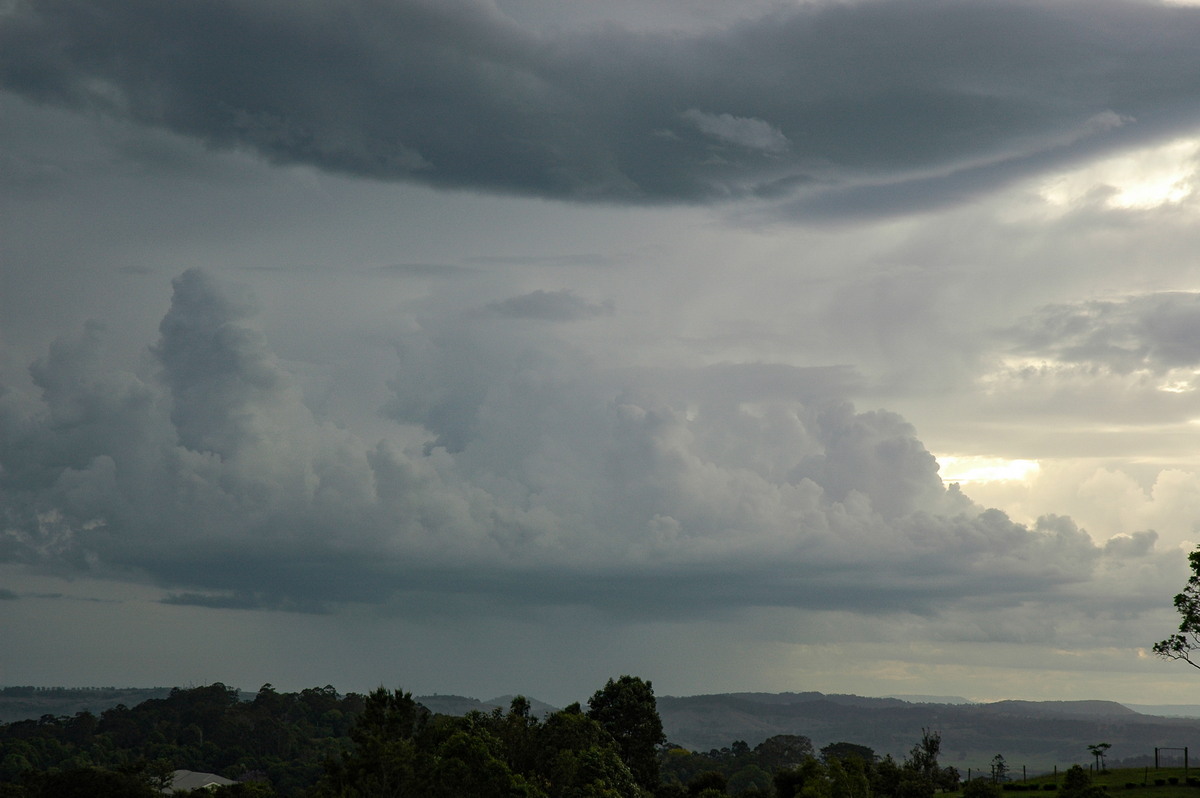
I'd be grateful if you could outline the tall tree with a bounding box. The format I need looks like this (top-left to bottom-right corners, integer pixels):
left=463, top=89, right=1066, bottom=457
left=894, top=729, right=942, bottom=798
left=1153, top=546, right=1200, bottom=669
left=1087, top=744, right=1111, bottom=773
left=586, top=676, right=665, bottom=790
left=906, top=729, right=941, bottom=784
left=990, top=755, right=1008, bottom=784
left=315, top=687, right=428, bottom=798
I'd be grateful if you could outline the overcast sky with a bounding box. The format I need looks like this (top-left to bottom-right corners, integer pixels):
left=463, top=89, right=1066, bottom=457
left=5, top=0, right=1200, bottom=708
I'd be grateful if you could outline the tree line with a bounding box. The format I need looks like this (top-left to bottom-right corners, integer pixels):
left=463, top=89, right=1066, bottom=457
left=0, top=675, right=968, bottom=797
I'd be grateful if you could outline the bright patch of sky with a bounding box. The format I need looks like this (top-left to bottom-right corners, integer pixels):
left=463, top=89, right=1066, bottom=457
left=1039, top=137, right=1200, bottom=211
left=936, top=456, right=1041, bottom=486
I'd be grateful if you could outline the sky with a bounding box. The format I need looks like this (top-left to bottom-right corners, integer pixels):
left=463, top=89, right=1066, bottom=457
left=4, top=0, right=1200, bottom=709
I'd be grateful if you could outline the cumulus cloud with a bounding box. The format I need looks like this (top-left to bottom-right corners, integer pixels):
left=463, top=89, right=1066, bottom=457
left=0, top=270, right=1176, bottom=637
left=3, top=0, right=1200, bottom=212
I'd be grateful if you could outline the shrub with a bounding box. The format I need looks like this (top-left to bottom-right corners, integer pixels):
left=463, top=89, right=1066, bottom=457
left=963, top=778, right=1003, bottom=798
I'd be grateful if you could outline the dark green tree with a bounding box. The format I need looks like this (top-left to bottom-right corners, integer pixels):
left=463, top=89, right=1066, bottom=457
left=425, top=727, right=542, bottom=798
left=563, top=745, right=640, bottom=797
left=891, top=729, right=942, bottom=798
left=895, top=770, right=935, bottom=798
left=313, top=687, right=427, bottom=797
left=1153, top=546, right=1200, bottom=670
left=726, top=764, right=773, bottom=796
left=872, top=754, right=902, bottom=798
left=821, top=743, right=876, bottom=765
left=774, top=758, right=830, bottom=798
left=1060, top=764, right=1105, bottom=798
left=936, top=765, right=960, bottom=793
left=990, top=755, right=1007, bottom=784
left=962, top=778, right=1001, bottom=798
left=753, top=735, right=814, bottom=772
left=1086, top=743, right=1110, bottom=773
left=828, top=756, right=871, bottom=798
left=534, top=703, right=639, bottom=798
left=906, top=730, right=941, bottom=784
left=21, top=766, right=160, bottom=798
left=587, top=676, right=665, bottom=790
left=686, top=770, right=727, bottom=795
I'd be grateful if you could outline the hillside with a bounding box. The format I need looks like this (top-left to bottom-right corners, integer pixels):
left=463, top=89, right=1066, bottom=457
left=0, top=686, right=172, bottom=723
left=653, top=692, right=1200, bottom=771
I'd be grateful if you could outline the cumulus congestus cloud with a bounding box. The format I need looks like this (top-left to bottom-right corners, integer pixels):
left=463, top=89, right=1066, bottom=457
left=3, top=0, right=1200, bottom=213
left=0, top=271, right=1171, bottom=620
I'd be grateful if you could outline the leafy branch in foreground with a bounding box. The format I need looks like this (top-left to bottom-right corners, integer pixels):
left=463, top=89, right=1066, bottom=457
left=1153, top=547, right=1200, bottom=671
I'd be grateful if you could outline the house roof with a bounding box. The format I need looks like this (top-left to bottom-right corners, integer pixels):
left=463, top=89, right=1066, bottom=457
left=165, top=769, right=237, bottom=792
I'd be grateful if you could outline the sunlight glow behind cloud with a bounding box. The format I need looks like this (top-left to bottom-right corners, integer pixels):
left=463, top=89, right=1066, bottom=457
left=1039, top=137, right=1199, bottom=210
left=937, top=456, right=1041, bottom=485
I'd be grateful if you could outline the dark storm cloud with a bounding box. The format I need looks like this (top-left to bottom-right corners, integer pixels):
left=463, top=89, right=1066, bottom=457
left=0, top=271, right=1171, bottom=627
left=1013, top=292, right=1200, bottom=374
left=2, top=0, right=1199, bottom=211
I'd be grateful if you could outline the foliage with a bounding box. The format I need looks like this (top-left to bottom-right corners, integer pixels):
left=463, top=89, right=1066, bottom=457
left=0, top=683, right=360, bottom=796
left=587, top=676, right=666, bottom=791
left=16, top=764, right=162, bottom=797
left=310, top=688, right=654, bottom=798
left=822, top=743, right=877, bottom=765
left=963, top=778, right=1002, bottom=798
left=0, top=678, right=970, bottom=798
left=659, top=733, right=818, bottom=794
left=1086, top=744, right=1110, bottom=773
left=659, top=729, right=952, bottom=798
left=315, top=687, right=425, bottom=797
left=991, top=755, right=1008, bottom=784
left=1153, top=546, right=1200, bottom=670
left=1059, top=764, right=1105, bottom=798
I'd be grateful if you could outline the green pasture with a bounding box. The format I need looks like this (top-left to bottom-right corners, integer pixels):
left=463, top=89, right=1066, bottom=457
left=949, top=767, right=1199, bottom=798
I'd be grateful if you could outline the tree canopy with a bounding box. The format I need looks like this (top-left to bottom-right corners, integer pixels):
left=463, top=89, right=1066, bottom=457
left=1, top=679, right=964, bottom=798
left=1153, top=546, right=1200, bottom=670
left=586, top=675, right=666, bottom=790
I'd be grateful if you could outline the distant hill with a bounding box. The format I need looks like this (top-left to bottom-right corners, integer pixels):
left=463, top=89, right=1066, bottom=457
left=652, top=691, right=1200, bottom=772
left=885, top=695, right=974, bottom=705
left=8, top=685, right=1200, bottom=774
left=0, top=686, right=172, bottom=723
left=1123, top=704, right=1200, bottom=718
left=976, top=700, right=1137, bottom=718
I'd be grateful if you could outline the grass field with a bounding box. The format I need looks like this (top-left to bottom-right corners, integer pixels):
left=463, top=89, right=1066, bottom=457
left=949, top=767, right=1200, bottom=798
